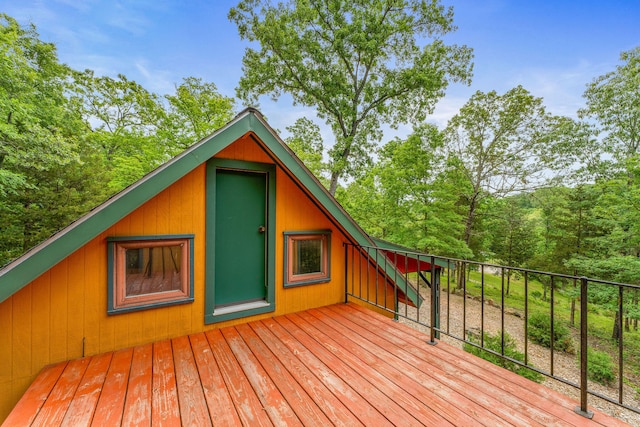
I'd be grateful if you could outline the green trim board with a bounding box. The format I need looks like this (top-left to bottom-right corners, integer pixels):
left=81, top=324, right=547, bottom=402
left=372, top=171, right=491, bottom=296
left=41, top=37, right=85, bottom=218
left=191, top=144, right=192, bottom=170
left=204, top=159, right=276, bottom=323
left=0, top=111, right=251, bottom=303
left=0, top=108, right=420, bottom=308
left=245, top=115, right=421, bottom=305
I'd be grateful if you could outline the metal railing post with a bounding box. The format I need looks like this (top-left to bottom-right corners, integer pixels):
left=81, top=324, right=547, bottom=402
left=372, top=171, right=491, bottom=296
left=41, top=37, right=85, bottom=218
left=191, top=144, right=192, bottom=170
left=575, top=276, right=594, bottom=419
left=427, top=256, right=438, bottom=345
left=344, top=243, right=349, bottom=304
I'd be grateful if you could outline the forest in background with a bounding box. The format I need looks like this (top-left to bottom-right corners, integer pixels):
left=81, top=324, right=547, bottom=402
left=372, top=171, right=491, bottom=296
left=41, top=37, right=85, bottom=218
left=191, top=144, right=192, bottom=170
left=1, top=4, right=640, bottom=311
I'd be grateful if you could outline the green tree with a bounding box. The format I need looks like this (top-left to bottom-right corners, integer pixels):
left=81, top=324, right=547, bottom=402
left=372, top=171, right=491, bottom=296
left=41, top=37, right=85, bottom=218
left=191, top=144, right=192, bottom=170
left=161, top=77, right=235, bottom=153
left=486, top=197, right=537, bottom=294
left=284, top=117, right=328, bottom=184
left=0, top=14, right=82, bottom=197
left=0, top=15, right=107, bottom=265
left=229, top=0, right=473, bottom=195
left=342, top=124, right=471, bottom=257
left=567, top=255, right=640, bottom=339
left=528, top=186, right=600, bottom=307
left=580, top=47, right=640, bottom=166
left=443, top=86, right=559, bottom=255
left=575, top=47, right=640, bottom=336
left=73, top=70, right=167, bottom=191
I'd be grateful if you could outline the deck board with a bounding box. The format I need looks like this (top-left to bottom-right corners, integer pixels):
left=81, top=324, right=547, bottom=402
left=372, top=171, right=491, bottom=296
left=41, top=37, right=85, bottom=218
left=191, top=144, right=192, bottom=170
left=204, top=329, right=274, bottom=426
left=325, top=305, right=546, bottom=426
left=298, top=309, right=473, bottom=426
left=60, top=353, right=112, bottom=426
left=235, top=322, right=332, bottom=426
left=121, top=344, right=152, bottom=427
left=150, top=340, right=180, bottom=426
left=189, top=333, right=242, bottom=426
left=290, top=311, right=456, bottom=426
left=222, top=326, right=302, bottom=426
left=342, top=302, right=630, bottom=427
left=31, top=357, right=90, bottom=427
left=90, top=348, right=132, bottom=427
left=4, top=303, right=632, bottom=426
left=172, top=335, right=211, bottom=427
left=1, top=363, right=67, bottom=427
left=277, top=314, right=419, bottom=426
left=263, top=316, right=394, bottom=426
left=247, top=320, right=363, bottom=426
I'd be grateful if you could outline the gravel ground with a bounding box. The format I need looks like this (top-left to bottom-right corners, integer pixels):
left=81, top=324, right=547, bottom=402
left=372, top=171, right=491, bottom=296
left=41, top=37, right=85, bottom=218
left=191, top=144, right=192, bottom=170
left=398, top=289, right=640, bottom=426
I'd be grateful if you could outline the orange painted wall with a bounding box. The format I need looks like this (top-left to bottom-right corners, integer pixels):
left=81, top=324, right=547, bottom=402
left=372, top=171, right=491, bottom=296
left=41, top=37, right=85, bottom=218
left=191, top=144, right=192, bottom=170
left=0, top=134, right=395, bottom=421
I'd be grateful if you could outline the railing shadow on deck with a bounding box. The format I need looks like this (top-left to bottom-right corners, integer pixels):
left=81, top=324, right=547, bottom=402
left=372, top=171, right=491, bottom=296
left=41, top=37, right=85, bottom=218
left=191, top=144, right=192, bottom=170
left=344, top=243, right=640, bottom=419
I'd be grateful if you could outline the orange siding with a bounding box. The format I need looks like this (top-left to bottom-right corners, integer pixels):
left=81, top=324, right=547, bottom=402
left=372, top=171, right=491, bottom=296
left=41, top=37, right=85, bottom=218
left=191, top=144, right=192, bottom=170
left=0, top=134, right=395, bottom=422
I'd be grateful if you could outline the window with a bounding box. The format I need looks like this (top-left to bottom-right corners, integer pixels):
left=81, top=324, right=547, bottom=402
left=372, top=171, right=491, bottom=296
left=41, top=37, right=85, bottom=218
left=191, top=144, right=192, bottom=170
left=107, top=235, right=194, bottom=314
left=284, top=231, right=330, bottom=287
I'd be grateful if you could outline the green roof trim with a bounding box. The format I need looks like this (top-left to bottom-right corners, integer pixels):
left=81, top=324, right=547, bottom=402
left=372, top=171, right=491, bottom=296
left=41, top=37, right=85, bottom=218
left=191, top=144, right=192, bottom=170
left=0, top=112, right=249, bottom=303
left=0, top=109, right=420, bottom=307
left=248, top=114, right=420, bottom=305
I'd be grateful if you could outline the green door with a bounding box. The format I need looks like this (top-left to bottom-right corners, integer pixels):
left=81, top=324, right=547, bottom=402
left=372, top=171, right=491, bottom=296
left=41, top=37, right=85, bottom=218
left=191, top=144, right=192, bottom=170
left=214, top=168, right=267, bottom=306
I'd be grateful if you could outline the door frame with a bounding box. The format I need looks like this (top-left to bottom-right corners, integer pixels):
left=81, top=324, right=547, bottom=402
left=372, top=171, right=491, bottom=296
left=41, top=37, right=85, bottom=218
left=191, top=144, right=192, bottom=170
left=204, top=158, right=276, bottom=324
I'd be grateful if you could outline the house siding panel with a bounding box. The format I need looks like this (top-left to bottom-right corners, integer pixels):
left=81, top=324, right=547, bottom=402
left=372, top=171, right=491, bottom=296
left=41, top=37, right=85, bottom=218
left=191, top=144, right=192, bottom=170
left=0, top=134, right=393, bottom=422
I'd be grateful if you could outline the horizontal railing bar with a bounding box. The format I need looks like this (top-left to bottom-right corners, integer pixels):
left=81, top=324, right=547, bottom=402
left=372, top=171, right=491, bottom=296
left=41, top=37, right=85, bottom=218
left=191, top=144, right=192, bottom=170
left=357, top=247, right=640, bottom=290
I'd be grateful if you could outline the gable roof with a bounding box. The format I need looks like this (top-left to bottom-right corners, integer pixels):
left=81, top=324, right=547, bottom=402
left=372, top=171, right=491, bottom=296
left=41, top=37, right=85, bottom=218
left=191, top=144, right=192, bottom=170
left=0, top=108, right=417, bottom=305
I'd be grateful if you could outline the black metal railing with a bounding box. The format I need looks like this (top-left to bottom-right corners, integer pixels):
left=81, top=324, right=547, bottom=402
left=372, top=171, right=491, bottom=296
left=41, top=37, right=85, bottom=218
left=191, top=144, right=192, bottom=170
left=344, top=243, right=640, bottom=418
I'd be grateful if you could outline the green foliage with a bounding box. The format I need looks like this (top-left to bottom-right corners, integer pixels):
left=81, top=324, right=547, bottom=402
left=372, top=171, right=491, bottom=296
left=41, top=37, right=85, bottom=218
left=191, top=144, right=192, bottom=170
left=162, top=77, right=235, bottom=152
left=230, top=0, right=473, bottom=194
left=487, top=197, right=538, bottom=271
left=0, top=14, right=237, bottom=266
left=580, top=47, right=640, bottom=166
left=0, top=14, right=109, bottom=265
left=464, top=331, right=543, bottom=383
left=582, top=348, right=615, bottom=386
left=284, top=117, right=328, bottom=184
left=454, top=269, right=640, bottom=396
left=527, top=312, right=574, bottom=353
left=443, top=86, right=562, bottom=255
left=340, top=125, right=472, bottom=258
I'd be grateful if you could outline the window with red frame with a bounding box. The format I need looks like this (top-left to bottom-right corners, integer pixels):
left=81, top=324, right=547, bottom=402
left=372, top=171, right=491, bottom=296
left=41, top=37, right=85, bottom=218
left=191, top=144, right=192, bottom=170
left=107, top=235, right=194, bottom=314
left=284, top=231, right=331, bottom=287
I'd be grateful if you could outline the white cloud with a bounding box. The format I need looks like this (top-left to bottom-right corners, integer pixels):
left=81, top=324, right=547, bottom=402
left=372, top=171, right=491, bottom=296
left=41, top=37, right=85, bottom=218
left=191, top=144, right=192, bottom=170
left=504, top=57, right=627, bottom=119
left=134, top=60, right=175, bottom=95
left=106, top=3, right=150, bottom=36
left=429, top=96, right=469, bottom=129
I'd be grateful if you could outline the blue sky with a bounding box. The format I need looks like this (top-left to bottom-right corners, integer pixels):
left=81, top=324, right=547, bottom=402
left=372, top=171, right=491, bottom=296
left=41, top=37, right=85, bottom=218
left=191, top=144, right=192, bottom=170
left=3, top=0, right=639, bottom=141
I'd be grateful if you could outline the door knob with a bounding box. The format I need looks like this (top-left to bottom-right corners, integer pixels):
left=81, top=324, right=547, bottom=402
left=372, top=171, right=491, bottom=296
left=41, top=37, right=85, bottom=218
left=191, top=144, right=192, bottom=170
left=258, top=225, right=266, bottom=233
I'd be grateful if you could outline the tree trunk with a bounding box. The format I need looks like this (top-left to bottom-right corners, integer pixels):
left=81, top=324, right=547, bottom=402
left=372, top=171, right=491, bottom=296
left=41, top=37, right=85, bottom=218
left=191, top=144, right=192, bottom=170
left=455, top=261, right=466, bottom=293
left=612, top=311, right=621, bottom=341
left=328, top=135, right=354, bottom=196
left=463, top=195, right=478, bottom=247
left=570, top=298, right=575, bottom=327
left=328, top=171, right=339, bottom=196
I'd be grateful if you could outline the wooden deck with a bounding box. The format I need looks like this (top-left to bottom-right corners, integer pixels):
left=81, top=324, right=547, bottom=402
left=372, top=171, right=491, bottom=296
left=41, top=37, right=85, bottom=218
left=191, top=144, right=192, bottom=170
left=4, top=303, right=630, bottom=426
